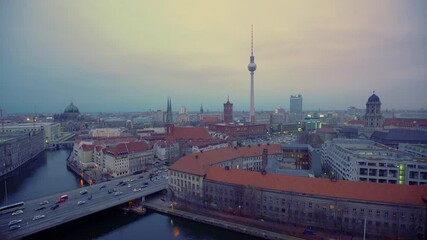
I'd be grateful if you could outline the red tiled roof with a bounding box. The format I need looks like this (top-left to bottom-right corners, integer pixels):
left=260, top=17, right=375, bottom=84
left=81, top=144, right=94, bottom=151
left=170, top=144, right=282, bottom=176
left=105, top=141, right=151, bottom=157
left=206, top=167, right=427, bottom=207
left=317, top=127, right=336, bottom=134
left=384, top=118, right=427, bottom=127
left=347, top=120, right=364, bottom=125
left=154, top=139, right=177, bottom=148
left=201, top=116, right=220, bottom=123
left=169, top=126, right=212, bottom=140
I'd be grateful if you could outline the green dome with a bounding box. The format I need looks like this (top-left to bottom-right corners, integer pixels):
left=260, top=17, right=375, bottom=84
left=64, top=102, right=80, bottom=113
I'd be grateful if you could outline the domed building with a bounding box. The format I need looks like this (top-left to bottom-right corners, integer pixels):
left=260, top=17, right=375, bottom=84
left=54, top=101, right=82, bottom=122
left=364, top=92, right=383, bottom=128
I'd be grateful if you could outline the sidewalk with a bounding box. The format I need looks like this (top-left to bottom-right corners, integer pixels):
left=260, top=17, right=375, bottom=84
left=145, top=198, right=365, bottom=240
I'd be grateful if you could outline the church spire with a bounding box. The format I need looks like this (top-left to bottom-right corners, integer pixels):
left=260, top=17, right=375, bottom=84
left=166, top=97, right=173, bottom=124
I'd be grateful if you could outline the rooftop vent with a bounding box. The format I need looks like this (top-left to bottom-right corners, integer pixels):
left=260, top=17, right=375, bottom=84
left=195, top=155, right=199, bottom=159
left=261, top=170, right=267, bottom=175
left=225, top=166, right=230, bottom=170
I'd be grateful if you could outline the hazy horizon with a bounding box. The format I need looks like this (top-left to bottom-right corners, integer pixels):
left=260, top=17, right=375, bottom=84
left=1, top=0, right=426, bottom=114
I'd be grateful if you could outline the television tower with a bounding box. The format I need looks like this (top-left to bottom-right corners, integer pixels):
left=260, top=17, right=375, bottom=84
left=248, top=25, right=257, bottom=124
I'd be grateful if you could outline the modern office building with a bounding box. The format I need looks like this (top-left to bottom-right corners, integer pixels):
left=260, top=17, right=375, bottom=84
left=321, top=139, right=427, bottom=185
left=290, top=94, right=303, bottom=114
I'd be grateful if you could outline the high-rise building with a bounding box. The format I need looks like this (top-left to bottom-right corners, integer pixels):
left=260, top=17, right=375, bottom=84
left=290, top=94, right=303, bottom=114
left=364, top=92, right=383, bottom=128
left=247, top=25, right=257, bottom=124
left=166, top=97, right=173, bottom=124
left=223, top=97, right=233, bottom=124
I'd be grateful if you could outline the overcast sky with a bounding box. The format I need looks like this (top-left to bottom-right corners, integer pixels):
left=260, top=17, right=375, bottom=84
left=1, top=0, right=426, bottom=113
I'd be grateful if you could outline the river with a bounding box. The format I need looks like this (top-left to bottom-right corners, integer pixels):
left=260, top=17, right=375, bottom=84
left=0, top=150, right=261, bottom=240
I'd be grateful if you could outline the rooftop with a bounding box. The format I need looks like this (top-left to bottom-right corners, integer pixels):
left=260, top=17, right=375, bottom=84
left=170, top=144, right=282, bottom=176
left=206, top=167, right=427, bottom=207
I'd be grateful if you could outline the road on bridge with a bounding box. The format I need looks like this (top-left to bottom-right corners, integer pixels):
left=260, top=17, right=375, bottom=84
left=0, top=171, right=168, bottom=239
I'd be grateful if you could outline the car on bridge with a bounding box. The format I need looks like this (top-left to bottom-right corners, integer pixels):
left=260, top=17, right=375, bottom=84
left=80, top=189, right=88, bottom=195
left=88, top=195, right=93, bottom=200
left=33, top=214, right=45, bottom=221
left=39, top=200, right=49, bottom=205
left=11, top=210, right=23, bottom=216
left=34, top=206, right=46, bottom=211
left=8, top=219, right=22, bottom=226
left=51, top=204, right=59, bottom=210
left=9, top=224, right=21, bottom=231
left=99, top=184, right=106, bottom=190
left=77, top=201, right=86, bottom=205
left=114, top=192, right=123, bottom=196
left=55, top=194, right=68, bottom=204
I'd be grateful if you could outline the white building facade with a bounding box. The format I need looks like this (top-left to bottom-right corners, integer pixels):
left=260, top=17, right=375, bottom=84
left=322, top=139, right=427, bottom=185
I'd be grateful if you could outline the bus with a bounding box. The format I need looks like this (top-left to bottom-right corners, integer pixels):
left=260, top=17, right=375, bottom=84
left=55, top=195, right=68, bottom=204
left=0, top=202, right=25, bottom=212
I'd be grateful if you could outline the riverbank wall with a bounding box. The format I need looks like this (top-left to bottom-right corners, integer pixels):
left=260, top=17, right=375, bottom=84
left=144, top=199, right=303, bottom=240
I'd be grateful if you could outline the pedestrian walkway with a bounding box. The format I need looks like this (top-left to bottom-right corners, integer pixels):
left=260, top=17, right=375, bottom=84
left=145, top=197, right=367, bottom=240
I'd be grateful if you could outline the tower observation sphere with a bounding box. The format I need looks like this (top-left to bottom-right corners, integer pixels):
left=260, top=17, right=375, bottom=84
left=248, top=62, right=257, bottom=72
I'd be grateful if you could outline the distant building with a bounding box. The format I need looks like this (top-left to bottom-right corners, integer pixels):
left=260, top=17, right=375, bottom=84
left=55, top=101, right=81, bottom=122
left=364, top=92, right=383, bottom=129
left=322, top=138, right=427, bottom=185
left=370, top=129, right=427, bottom=148
left=153, top=140, right=180, bottom=162
left=317, top=127, right=337, bottom=141
left=209, top=123, right=266, bottom=138
left=166, top=98, right=173, bottom=124
left=289, top=94, right=303, bottom=122
left=223, top=98, right=233, bottom=124
left=1, top=122, right=60, bottom=143
left=290, top=94, right=303, bottom=114
left=89, top=128, right=126, bottom=138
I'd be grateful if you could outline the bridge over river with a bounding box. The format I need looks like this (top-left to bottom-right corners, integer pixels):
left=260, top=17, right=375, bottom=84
left=0, top=172, right=168, bottom=240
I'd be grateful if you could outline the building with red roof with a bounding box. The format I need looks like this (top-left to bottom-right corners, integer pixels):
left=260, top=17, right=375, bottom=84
left=71, top=136, right=153, bottom=178
left=168, top=143, right=427, bottom=239
left=103, top=141, right=153, bottom=177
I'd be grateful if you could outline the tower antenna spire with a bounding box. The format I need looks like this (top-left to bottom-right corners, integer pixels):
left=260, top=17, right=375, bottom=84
left=251, top=24, right=254, bottom=56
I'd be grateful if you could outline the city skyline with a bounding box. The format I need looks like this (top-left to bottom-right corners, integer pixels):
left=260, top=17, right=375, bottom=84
left=1, top=1, right=426, bottom=113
